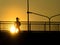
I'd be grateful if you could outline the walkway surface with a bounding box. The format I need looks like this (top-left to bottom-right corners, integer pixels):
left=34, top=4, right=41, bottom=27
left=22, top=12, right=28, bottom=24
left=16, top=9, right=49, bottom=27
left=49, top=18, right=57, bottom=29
left=0, top=31, right=60, bottom=45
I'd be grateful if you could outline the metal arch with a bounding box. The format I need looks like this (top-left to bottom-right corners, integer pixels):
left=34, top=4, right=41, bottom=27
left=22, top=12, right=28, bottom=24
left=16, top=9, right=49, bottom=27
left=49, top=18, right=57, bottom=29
left=50, top=14, right=60, bottom=20
left=28, top=12, right=49, bottom=19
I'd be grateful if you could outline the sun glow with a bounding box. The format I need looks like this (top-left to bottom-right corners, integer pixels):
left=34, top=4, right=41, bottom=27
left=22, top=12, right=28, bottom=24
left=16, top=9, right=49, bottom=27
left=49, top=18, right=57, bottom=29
left=10, top=25, right=19, bottom=34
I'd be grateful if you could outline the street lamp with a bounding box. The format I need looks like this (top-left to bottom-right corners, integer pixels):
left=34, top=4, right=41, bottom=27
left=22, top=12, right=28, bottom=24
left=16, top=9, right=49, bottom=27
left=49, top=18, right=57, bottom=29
left=27, top=0, right=30, bottom=31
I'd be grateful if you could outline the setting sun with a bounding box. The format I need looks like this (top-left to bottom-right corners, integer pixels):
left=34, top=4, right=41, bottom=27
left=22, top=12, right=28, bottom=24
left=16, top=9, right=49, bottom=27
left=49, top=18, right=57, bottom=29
left=10, top=25, right=19, bottom=34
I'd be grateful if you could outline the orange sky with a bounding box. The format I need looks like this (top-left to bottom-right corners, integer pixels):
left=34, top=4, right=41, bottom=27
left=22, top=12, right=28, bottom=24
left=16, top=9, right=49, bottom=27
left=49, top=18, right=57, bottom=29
left=0, top=0, right=27, bottom=21
left=0, top=0, right=60, bottom=21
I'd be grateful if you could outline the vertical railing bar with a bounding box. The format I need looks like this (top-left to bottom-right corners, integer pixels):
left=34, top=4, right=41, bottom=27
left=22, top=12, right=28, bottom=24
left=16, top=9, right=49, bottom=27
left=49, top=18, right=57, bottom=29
left=0, top=21, right=1, bottom=30
left=44, top=22, right=46, bottom=31
left=29, top=22, right=31, bottom=31
left=58, top=24, right=59, bottom=31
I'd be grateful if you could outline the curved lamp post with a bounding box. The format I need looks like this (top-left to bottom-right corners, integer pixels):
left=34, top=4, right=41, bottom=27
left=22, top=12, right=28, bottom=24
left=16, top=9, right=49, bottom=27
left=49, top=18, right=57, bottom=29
left=50, top=14, right=60, bottom=20
left=49, top=14, right=60, bottom=31
left=27, top=0, right=60, bottom=31
left=29, top=12, right=49, bottom=31
left=29, top=12, right=60, bottom=31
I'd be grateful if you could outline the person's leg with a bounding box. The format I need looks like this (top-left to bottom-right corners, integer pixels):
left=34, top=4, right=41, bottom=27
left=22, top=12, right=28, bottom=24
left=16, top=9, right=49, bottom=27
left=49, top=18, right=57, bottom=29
left=18, top=27, right=20, bottom=32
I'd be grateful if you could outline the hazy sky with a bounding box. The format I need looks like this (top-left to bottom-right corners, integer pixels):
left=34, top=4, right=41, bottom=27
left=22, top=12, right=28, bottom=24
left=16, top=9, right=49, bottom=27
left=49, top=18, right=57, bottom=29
left=0, top=0, right=60, bottom=21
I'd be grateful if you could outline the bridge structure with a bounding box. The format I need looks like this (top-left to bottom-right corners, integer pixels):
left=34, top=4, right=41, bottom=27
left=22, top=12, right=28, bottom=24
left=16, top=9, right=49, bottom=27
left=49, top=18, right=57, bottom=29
left=0, top=0, right=60, bottom=31
left=0, top=21, right=60, bottom=31
left=27, top=0, right=60, bottom=31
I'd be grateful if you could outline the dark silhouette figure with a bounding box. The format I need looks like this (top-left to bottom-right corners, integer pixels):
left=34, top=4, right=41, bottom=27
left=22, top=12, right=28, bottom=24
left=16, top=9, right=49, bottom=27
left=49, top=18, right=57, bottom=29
left=15, top=17, right=21, bottom=32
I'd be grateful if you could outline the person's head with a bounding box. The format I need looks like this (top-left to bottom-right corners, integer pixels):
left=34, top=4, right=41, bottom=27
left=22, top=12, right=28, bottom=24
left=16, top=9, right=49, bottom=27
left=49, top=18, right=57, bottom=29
left=16, top=17, right=19, bottom=21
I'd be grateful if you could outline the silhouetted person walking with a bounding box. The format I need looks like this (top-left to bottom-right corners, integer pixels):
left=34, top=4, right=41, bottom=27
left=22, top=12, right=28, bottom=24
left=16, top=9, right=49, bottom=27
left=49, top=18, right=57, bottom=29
left=15, top=17, right=21, bottom=32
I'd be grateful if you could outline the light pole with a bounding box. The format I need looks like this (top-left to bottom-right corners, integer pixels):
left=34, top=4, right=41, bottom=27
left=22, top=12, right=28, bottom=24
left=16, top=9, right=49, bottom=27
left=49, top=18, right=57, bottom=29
left=27, top=0, right=30, bottom=31
left=26, top=0, right=60, bottom=31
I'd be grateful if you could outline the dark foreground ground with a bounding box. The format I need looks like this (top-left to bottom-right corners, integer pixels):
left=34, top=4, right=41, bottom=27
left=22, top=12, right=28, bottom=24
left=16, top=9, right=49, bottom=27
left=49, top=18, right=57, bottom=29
left=0, top=31, right=60, bottom=45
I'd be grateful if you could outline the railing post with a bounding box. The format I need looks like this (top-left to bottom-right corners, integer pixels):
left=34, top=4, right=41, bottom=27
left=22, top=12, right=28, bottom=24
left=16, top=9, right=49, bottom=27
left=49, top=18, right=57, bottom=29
left=57, top=24, right=59, bottom=31
left=0, top=22, right=1, bottom=30
left=44, top=22, right=46, bottom=31
left=49, top=18, right=51, bottom=31
left=29, top=22, right=31, bottom=31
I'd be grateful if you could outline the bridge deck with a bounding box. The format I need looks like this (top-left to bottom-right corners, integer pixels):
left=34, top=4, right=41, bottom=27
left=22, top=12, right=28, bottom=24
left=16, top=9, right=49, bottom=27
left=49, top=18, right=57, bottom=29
left=0, top=31, right=60, bottom=45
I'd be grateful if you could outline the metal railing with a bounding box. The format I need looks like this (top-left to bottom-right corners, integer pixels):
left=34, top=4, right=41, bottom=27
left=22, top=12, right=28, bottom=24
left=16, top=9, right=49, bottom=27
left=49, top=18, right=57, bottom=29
left=0, top=21, right=28, bottom=31
left=0, top=21, right=60, bottom=31
left=26, top=0, right=60, bottom=31
left=29, top=21, right=60, bottom=31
